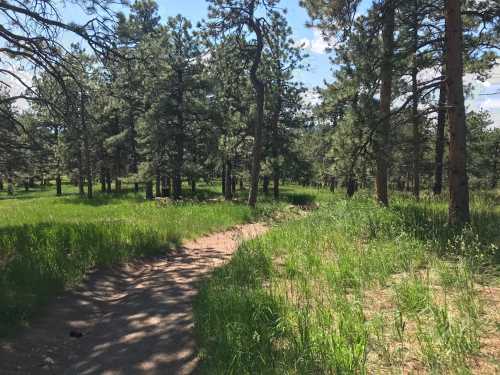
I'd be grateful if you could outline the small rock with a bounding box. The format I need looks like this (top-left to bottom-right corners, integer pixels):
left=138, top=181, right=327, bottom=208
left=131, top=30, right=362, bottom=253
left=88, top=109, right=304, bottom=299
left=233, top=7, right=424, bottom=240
left=69, top=330, right=83, bottom=338
left=43, top=356, right=55, bottom=365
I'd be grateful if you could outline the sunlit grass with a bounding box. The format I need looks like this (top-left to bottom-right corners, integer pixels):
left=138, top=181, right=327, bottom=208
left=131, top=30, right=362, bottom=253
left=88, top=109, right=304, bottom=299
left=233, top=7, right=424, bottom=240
left=194, top=190, right=500, bottom=374
left=0, top=182, right=287, bottom=336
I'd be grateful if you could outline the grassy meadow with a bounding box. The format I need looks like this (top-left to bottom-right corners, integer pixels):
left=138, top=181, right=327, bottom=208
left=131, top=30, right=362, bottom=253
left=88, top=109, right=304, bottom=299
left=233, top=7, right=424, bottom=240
left=194, top=190, right=500, bottom=374
left=0, top=182, right=284, bottom=335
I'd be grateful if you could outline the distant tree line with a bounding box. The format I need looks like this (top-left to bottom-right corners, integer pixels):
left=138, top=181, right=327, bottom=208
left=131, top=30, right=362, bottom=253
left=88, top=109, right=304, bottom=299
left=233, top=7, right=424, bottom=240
left=0, top=0, right=499, bottom=225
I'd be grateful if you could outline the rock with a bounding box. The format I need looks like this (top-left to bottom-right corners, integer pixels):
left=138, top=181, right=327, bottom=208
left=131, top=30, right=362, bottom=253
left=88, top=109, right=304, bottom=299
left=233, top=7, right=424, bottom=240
left=69, top=330, right=83, bottom=338
left=43, top=356, right=55, bottom=365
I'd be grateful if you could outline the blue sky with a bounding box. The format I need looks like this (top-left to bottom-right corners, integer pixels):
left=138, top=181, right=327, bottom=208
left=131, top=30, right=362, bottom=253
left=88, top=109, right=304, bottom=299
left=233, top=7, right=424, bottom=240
left=59, top=0, right=500, bottom=126
left=153, top=0, right=336, bottom=88
left=151, top=0, right=500, bottom=125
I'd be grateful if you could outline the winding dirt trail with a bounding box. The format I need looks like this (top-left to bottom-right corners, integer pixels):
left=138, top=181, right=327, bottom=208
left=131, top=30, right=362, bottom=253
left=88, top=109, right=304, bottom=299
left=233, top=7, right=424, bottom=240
left=0, top=223, right=267, bottom=375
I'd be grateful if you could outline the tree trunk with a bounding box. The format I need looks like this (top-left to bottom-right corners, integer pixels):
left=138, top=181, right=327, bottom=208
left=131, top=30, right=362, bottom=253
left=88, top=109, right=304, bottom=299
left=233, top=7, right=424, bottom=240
left=161, top=176, right=168, bottom=197
left=127, top=103, right=139, bottom=195
left=87, top=173, right=93, bottom=199
left=115, top=178, right=121, bottom=193
left=433, top=70, right=447, bottom=195
left=56, top=174, right=62, bottom=196
left=375, top=0, right=395, bottom=206
left=7, top=178, right=14, bottom=195
left=446, top=0, right=470, bottom=225
left=167, top=176, right=172, bottom=197
left=224, top=160, right=233, bottom=200
left=411, top=1, right=421, bottom=200
left=271, top=77, right=283, bottom=200
left=239, top=178, right=244, bottom=191
left=145, top=181, right=153, bottom=200
left=173, top=175, right=182, bottom=200
left=100, top=169, right=106, bottom=193
left=173, top=68, right=185, bottom=201
left=247, top=17, right=265, bottom=208
left=81, top=92, right=92, bottom=199
left=347, top=177, right=357, bottom=198
left=221, top=163, right=226, bottom=196
left=155, top=172, right=161, bottom=198
left=263, top=176, right=270, bottom=194
left=0, top=176, right=3, bottom=191
left=232, top=176, right=236, bottom=195
left=329, top=177, right=336, bottom=193
left=106, top=172, right=112, bottom=194
left=490, top=141, right=499, bottom=189
left=191, top=179, right=196, bottom=193
left=79, top=176, right=85, bottom=196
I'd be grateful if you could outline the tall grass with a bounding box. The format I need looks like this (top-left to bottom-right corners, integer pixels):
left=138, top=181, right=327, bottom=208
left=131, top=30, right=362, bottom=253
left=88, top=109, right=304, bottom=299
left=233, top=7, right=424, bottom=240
left=194, top=190, right=500, bottom=374
left=0, top=187, right=282, bottom=335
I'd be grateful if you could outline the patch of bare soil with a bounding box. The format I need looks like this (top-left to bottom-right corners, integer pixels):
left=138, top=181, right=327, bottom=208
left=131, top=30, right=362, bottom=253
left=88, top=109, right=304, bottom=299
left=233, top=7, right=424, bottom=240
left=363, top=277, right=500, bottom=374
left=0, top=223, right=267, bottom=375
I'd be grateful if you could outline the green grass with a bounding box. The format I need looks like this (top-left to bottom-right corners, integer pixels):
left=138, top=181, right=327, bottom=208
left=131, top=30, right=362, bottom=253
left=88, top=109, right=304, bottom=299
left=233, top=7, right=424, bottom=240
left=0, top=182, right=286, bottom=336
left=194, top=190, right=500, bottom=374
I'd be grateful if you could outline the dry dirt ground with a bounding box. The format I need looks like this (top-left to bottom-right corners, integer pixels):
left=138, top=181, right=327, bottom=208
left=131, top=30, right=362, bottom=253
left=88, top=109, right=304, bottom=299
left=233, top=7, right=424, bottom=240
left=0, top=223, right=267, bottom=375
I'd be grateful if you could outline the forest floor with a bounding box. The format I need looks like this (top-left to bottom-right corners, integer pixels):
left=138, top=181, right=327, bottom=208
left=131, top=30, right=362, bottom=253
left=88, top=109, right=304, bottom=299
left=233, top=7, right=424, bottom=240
left=0, top=222, right=267, bottom=374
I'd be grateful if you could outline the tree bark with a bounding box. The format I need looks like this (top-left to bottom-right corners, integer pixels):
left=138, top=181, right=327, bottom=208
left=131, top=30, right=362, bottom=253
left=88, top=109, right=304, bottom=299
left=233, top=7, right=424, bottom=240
left=263, top=176, right=270, bottom=194
left=491, top=141, right=499, bottom=189
left=54, top=125, right=62, bottom=197
left=56, top=174, right=62, bottom=196
left=433, top=70, right=447, bottom=195
left=155, top=171, right=161, bottom=198
left=375, top=0, right=395, bottom=206
left=232, top=176, right=236, bottom=195
left=167, top=176, right=172, bottom=197
left=247, top=15, right=265, bottom=208
left=329, top=177, right=336, bottom=193
left=221, top=163, right=226, bottom=196
left=161, top=175, right=168, bottom=197
left=100, top=168, right=106, bottom=193
left=347, top=177, right=357, bottom=198
left=411, top=0, right=420, bottom=200
left=173, top=67, right=185, bottom=201
left=271, top=77, right=283, bottom=200
left=82, top=95, right=93, bottom=199
left=87, top=173, right=93, bottom=199
left=106, top=171, right=112, bottom=194
left=145, top=181, right=153, bottom=200
left=224, top=159, right=233, bottom=200
left=446, top=0, right=470, bottom=225
left=79, top=176, right=85, bottom=196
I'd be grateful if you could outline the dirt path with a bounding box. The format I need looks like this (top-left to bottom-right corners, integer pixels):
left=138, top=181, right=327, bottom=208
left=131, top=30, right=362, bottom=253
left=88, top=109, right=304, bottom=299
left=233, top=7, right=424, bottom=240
left=0, top=223, right=267, bottom=375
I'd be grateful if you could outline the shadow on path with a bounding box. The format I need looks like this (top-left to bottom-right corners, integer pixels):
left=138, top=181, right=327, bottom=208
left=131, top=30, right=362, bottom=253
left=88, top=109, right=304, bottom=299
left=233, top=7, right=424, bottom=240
left=0, top=224, right=267, bottom=375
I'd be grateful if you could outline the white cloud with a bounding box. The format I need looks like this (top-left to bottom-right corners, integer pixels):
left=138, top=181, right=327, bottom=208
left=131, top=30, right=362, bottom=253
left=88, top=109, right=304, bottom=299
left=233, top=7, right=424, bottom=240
left=301, top=89, right=322, bottom=106
left=417, top=67, right=440, bottom=84
left=480, top=97, right=500, bottom=110
left=0, top=63, right=32, bottom=97
left=485, top=60, right=500, bottom=86
left=296, top=28, right=332, bottom=55
left=0, top=63, right=33, bottom=111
